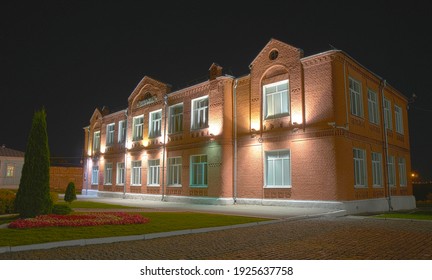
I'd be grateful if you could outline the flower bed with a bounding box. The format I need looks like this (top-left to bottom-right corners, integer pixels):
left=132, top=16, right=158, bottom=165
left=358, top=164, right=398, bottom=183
left=8, top=212, right=150, bottom=229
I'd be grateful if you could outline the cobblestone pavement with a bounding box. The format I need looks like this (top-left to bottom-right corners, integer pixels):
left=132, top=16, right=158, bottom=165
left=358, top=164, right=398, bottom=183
left=1, top=216, right=432, bottom=260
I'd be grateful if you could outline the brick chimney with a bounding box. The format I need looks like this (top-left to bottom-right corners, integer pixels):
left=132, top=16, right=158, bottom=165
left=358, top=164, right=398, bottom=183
left=209, top=63, right=223, bottom=80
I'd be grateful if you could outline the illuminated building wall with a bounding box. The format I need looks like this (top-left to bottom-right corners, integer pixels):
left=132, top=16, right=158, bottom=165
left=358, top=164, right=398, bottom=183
left=82, top=38, right=413, bottom=205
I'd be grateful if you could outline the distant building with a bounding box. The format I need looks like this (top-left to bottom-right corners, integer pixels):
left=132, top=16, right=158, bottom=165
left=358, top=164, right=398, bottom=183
left=0, top=145, right=24, bottom=189
left=82, top=38, right=415, bottom=213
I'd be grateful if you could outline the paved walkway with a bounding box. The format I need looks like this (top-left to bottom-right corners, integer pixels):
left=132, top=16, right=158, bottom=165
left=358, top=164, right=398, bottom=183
left=1, top=197, right=432, bottom=259
left=1, top=216, right=432, bottom=259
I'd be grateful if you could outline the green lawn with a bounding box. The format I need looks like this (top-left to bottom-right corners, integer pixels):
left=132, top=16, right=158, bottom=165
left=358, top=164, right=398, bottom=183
left=56, top=200, right=141, bottom=209
left=374, top=209, right=432, bottom=221
left=0, top=204, right=271, bottom=247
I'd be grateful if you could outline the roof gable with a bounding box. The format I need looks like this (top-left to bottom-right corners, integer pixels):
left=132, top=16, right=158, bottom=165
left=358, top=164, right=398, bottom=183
left=249, top=38, right=303, bottom=68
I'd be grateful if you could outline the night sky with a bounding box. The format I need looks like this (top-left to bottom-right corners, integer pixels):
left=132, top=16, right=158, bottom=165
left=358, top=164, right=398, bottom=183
left=1, top=1, right=431, bottom=178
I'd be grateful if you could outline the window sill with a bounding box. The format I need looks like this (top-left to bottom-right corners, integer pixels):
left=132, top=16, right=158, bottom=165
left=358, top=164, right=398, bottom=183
left=264, top=185, right=292, bottom=189
left=190, top=185, right=208, bottom=188
left=168, top=184, right=182, bottom=188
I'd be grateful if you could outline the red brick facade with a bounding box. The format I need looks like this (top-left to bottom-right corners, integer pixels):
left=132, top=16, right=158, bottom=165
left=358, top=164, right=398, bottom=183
left=82, top=38, right=413, bottom=210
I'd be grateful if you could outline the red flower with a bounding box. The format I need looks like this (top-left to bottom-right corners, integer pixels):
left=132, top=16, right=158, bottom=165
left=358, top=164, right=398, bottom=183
left=8, top=212, right=150, bottom=229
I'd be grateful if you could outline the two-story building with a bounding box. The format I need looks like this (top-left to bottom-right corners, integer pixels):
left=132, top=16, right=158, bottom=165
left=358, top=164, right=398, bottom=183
left=82, top=38, right=415, bottom=213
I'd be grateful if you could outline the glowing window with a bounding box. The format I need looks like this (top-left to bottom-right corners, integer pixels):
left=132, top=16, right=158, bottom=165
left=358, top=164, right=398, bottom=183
left=263, top=80, right=289, bottom=118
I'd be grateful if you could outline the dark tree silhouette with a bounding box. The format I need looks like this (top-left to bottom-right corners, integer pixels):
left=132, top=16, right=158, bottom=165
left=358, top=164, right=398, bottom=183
left=15, top=107, right=52, bottom=217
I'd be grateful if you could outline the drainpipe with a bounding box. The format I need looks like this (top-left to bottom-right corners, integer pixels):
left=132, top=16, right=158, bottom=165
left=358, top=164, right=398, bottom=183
left=161, top=94, right=168, bottom=202
left=343, top=58, right=349, bottom=129
left=380, top=79, right=392, bottom=211
left=123, top=109, right=128, bottom=198
left=233, top=79, right=238, bottom=204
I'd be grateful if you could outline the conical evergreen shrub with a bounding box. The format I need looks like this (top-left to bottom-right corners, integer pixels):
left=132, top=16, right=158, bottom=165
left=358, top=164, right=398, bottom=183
left=15, top=107, right=53, bottom=218
left=64, top=182, right=77, bottom=204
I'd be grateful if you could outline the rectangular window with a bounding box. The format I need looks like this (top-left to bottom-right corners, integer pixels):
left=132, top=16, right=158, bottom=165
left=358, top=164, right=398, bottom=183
left=147, top=159, right=160, bottom=186
left=387, top=156, right=396, bottom=186
left=395, top=105, right=404, bottom=134
left=368, top=89, right=379, bottom=125
left=353, top=148, right=367, bottom=187
left=398, top=157, right=407, bottom=186
left=349, top=77, right=363, bottom=117
left=93, top=131, right=100, bottom=152
left=265, top=150, right=291, bottom=187
left=132, top=115, right=144, bottom=141
left=168, top=157, right=182, bottom=186
left=149, top=110, right=162, bottom=138
left=191, top=96, right=209, bottom=130
left=371, top=152, right=383, bottom=187
left=384, top=98, right=392, bottom=131
left=169, top=103, right=183, bottom=134
left=6, top=165, right=14, bottom=177
left=116, top=162, right=125, bottom=185
left=131, top=160, right=142, bottom=186
left=106, top=123, right=115, bottom=146
left=190, top=155, right=207, bottom=186
left=264, top=80, right=289, bottom=118
left=104, top=162, right=113, bottom=185
left=91, top=166, right=99, bottom=185
left=118, top=120, right=126, bottom=143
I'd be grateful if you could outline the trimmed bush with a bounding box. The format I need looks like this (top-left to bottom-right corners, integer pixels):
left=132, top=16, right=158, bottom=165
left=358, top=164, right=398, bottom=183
left=51, top=204, right=73, bottom=215
left=0, top=189, right=16, bottom=214
left=50, top=192, right=59, bottom=204
left=64, top=182, right=77, bottom=203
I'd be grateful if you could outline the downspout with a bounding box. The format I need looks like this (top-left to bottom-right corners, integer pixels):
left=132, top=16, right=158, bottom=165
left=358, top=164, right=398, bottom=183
left=343, top=58, right=349, bottom=129
left=380, top=79, right=392, bottom=211
left=123, top=109, right=128, bottom=198
left=161, top=94, right=168, bottom=202
left=233, top=79, right=238, bottom=204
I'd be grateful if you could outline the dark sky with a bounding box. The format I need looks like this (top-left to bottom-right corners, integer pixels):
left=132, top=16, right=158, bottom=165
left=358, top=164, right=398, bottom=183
left=1, top=1, right=431, bottom=178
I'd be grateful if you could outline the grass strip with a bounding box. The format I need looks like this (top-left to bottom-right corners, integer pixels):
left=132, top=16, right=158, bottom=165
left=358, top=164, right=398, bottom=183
left=0, top=212, right=270, bottom=247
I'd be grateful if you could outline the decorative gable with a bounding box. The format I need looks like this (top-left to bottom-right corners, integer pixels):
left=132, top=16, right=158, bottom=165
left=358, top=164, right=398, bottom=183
left=249, top=38, right=303, bottom=69
left=127, top=76, right=172, bottom=110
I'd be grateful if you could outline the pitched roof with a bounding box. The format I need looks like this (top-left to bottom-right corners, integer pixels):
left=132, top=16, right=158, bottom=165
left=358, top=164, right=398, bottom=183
left=0, top=146, right=25, bottom=157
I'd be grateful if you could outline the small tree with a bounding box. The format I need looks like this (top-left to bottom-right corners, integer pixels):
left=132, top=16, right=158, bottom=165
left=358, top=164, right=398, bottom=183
left=64, top=182, right=77, bottom=204
left=15, top=107, right=52, bottom=218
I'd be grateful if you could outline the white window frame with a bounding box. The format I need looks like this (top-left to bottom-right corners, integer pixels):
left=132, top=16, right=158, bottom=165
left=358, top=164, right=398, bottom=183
left=384, top=98, right=392, bottom=131
left=190, top=154, right=207, bottom=187
left=6, top=165, right=14, bottom=177
left=104, top=162, right=113, bottom=185
left=106, top=123, right=115, bottom=146
left=91, top=165, right=99, bottom=185
left=131, top=160, right=142, bottom=186
left=149, top=110, right=162, bottom=138
left=191, top=96, right=209, bottom=130
left=118, top=120, right=126, bottom=143
left=371, top=152, right=383, bottom=187
left=387, top=156, right=396, bottom=187
left=168, top=157, right=182, bottom=186
left=395, top=105, right=404, bottom=134
left=132, top=115, right=144, bottom=141
left=147, top=159, right=160, bottom=186
left=116, top=162, right=125, bottom=185
left=349, top=77, right=363, bottom=117
left=398, top=157, right=407, bottom=187
left=169, top=103, right=183, bottom=134
left=263, top=80, right=289, bottom=119
left=368, top=89, right=379, bottom=125
left=265, top=150, right=291, bottom=188
left=353, top=148, right=367, bottom=187
left=93, top=131, right=100, bottom=152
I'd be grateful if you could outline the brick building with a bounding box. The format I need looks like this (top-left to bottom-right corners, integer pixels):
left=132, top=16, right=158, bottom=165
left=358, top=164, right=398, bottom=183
left=82, top=38, right=415, bottom=213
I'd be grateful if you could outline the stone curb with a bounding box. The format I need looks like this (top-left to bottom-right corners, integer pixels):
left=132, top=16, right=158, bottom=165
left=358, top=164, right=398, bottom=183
left=0, top=219, right=285, bottom=254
